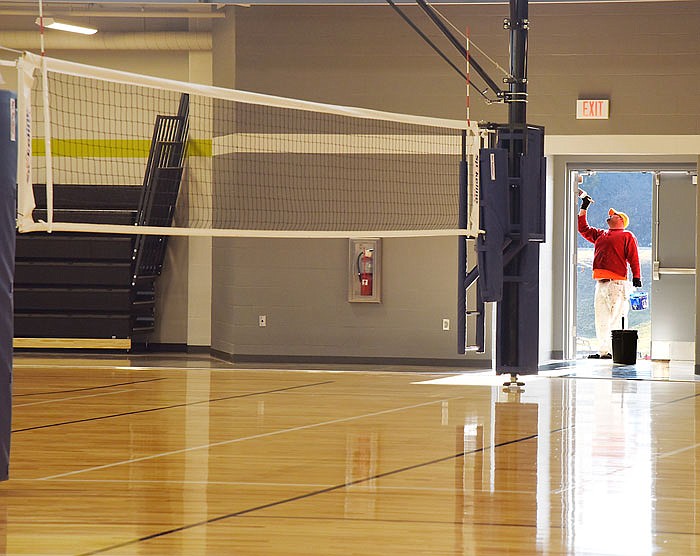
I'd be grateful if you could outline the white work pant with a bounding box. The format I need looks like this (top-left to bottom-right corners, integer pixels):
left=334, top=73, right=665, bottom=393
left=594, top=280, right=630, bottom=356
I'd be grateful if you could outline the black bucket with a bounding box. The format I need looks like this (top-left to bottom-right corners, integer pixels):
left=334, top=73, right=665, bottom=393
left=611, top=329, right=638, bottom=365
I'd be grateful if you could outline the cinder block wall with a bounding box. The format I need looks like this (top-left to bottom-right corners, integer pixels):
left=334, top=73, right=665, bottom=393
left=208, top=2, right=700, bottom=365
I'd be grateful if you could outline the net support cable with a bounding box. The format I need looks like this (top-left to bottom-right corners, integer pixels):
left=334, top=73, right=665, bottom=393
left=414, top=0, right=504, bottom=101
left=383, top=0, right=501, bottom=103
left=427, top=1, right=513, bottom=82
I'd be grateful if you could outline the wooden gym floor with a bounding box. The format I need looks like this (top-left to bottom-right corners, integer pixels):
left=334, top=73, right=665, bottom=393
left=3, top=353, right=700, bottom=555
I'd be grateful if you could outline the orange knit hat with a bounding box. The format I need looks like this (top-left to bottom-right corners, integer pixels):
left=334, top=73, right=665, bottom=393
left=608, top=208, right=629, bottom=228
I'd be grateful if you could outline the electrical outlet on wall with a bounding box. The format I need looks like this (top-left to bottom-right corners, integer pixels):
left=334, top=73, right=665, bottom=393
left=259, top=315, right=266, bottom=327
left=442, top=318, right=450, bottom=331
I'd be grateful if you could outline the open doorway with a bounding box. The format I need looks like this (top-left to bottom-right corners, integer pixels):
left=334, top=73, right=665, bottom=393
left=573, top=170, right=653, bottom=359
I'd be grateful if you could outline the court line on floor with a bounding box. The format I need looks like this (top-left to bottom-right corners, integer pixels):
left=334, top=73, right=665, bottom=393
left=14, top=389, right=130, bottom=408
left=554, top=441, right=700, bottom=496
left=40, top=397, right=462, bottom=481
left=657, top=442, right=700, bottom=460
left=243, top=514, right=545, bottom=529
left=76, top=428, right=541, bottom=556
left=13, top=380, right=333, bottom=434
left=14, top=362, right=459, bottom=376
left=23, top=477, right=540, bottom=495
left=110, top=366, right=458, bottom=377
left=13, top=378, right=167, bottom=398
left=12, top=363, right=232, bottom=374
left=657, top=392, right=700, bottom=406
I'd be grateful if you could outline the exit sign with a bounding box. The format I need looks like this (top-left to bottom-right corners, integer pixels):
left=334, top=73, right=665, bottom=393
left=576, top=99, right=609, bottom=119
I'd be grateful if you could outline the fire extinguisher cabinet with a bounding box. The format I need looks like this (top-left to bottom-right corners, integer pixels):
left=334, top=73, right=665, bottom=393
left=348, top=238, right=381, bottom=303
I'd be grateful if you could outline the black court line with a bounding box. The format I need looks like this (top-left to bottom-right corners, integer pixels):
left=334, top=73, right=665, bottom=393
left=13, top=378, right=168, bottom=398
left=12, top=380, right=334, bottom=433
left=243, top=514, right=700, bottom=537
left=657, top=392, right=700, bottom=406
left=77, top=430, right=548, bottom=556
left=245, top=514, right=551, bottom=530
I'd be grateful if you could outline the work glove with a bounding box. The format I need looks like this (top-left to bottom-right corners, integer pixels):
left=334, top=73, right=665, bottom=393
left=578, top=188, right=593, bottom=210
left=633, top=277, right=642, bottom=288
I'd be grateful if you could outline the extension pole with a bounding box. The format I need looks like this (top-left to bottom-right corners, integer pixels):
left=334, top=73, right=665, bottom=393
left=507, top=0, right=528, bottom=127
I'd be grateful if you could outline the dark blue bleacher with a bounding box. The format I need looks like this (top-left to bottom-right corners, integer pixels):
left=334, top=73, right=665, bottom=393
left=14, top=184, right=156, bottom=342
left=14, top=94, right=189, bottom=346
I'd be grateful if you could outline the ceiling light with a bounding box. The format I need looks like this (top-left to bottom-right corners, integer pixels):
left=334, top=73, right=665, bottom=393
left=35, top=17, right=97, bottom=35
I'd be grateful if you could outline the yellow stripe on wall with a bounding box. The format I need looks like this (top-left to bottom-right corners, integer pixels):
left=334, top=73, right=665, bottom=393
left=187, top=139, right=211, bottom=157
left=31, top=139, right=212, bottom=158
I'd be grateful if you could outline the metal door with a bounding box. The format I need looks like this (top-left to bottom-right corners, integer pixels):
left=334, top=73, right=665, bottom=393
left=651, top=171, right=696, bottom=360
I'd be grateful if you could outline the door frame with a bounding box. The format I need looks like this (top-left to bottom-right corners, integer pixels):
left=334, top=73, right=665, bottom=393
left=563, top=161, right=697, bottom=361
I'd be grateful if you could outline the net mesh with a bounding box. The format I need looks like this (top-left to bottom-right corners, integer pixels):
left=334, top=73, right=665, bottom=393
left=18, top=52, right=478, bottom=238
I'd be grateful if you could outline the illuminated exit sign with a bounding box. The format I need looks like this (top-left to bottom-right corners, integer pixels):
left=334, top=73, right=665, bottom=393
left=576, top=99, right=610, bottom=120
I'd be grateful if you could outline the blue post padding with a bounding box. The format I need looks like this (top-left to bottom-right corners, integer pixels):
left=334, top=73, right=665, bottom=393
left=0, top=90, right=17, bottom=481
left=457, top=159, right=467, bottom=354
left=519, top=126, right=546, bottom=243
left=494, top=126, right=545, bottom=376
left=477, top=148, right=509, bottom=302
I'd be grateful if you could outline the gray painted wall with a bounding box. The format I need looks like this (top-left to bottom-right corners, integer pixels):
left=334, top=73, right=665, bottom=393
left=204, top=2, right=699, bottom=365
left=233, top=2, right=700, bottom=131
left=6, top=1, right=699, bottom=365
left=210, top=237, right=487, bottom=363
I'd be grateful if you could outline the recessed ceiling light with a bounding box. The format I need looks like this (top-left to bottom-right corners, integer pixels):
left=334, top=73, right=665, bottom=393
left=35, top=17, right=97, bottom=36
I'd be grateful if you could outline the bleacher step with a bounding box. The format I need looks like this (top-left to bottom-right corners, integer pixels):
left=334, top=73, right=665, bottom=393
left=16, top=234, right=134, bottom=260
left=32, top=184, right=142, bottom=209
left=14, top=287, right=134, bottom=312
left=15, top=313, right=135, bottom=339
left=15, top=261, right=133, bottom=287
left=32, top=209, right=136, bottom=226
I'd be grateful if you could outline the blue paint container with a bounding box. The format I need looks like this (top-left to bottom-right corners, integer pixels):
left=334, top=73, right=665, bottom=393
left=629, top=290, right=648, bottom=311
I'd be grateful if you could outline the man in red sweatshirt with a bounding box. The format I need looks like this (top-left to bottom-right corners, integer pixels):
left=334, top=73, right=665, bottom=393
left=578, top=191, right=641, bottom=359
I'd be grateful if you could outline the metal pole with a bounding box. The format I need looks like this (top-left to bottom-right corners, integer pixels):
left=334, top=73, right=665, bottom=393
left=497, top=0, right=538, bottom=375
left=507, top=0, right=528, bottom=127
left=458, top=131, right=468, bottom=354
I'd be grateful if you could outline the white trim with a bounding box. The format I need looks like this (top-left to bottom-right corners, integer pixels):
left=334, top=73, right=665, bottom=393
left=211, top=133, right=468, bottom=155
left=651, top=341, right=694, bottom=362
left=546, top=135, right=700, bottom=156
left=18, top=221, right=470, bottom=238
left=21, top=51, right=476, bottom=131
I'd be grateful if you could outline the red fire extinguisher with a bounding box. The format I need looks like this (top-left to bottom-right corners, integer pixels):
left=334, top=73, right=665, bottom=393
left=357, top=248, right=374, bottom=296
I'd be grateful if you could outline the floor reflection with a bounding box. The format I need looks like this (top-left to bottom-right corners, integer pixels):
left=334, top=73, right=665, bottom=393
left=421, top=360, right=697, bottom=555
left=5, top=356, right=700, bottom=554
left=545, top=358, right=697, bottom=382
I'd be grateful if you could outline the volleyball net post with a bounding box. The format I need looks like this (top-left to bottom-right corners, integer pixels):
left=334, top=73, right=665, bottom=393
left=0, top=89, right=17, bottom=482
left=384, top=0, right=546, bottom=375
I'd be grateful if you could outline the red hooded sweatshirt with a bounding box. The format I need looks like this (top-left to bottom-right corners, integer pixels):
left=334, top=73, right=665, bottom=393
left=578, top=213, right=641, bottom=281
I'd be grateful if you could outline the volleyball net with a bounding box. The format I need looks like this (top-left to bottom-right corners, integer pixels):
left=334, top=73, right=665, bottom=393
left=16, top=51, right=481, bottom=238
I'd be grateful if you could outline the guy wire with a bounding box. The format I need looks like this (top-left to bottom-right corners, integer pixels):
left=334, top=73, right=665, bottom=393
left=425, top=0, right=513, bottom=80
